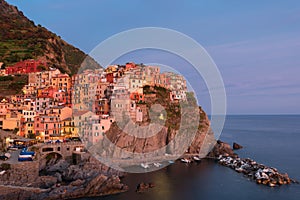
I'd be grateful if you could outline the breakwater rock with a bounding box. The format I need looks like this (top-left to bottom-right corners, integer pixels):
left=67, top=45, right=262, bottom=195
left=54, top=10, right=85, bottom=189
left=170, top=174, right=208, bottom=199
left=136, top=182, right=155, bottom=193
left=218, top=156, right=298, bottom=187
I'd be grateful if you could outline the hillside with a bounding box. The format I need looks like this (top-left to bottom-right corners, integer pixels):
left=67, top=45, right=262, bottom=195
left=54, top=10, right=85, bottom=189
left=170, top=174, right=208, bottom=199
left=0, top=0, right=101, bottom=75
left=0, top=74, right=27, bottom=96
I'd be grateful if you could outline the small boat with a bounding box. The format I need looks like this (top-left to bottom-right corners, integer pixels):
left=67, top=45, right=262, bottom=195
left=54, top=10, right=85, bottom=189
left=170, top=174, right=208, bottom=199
left=193, top=156, right=201, bottom=161
left=153, top=162, right=162, bottom=167
left=168, top=160, right=175, bottom=164
left=19, top=154, right=33, bottom=158
left=141, top=163, right=150, bottom=169
left=181, top=158, right=191, bottom=163
left=18, top=157, right=33, bottom=162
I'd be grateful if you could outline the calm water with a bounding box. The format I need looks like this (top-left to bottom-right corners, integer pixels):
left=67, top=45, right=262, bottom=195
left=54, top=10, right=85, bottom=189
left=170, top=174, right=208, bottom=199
left=84, top=115, right=300, bottom=200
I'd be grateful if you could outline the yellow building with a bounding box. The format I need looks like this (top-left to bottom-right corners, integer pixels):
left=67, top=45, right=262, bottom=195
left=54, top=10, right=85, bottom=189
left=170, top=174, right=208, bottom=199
left=51, top=73, right=71, bottom=91
left=2, top=111, right=21, bottom=131
left=105, top=65, right=118, bottom=73
left=61, top=117, right=78, bottom=138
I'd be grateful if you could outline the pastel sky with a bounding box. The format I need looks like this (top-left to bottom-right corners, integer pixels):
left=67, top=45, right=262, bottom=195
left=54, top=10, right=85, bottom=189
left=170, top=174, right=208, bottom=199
left=6, top=0, right=300, bottom=114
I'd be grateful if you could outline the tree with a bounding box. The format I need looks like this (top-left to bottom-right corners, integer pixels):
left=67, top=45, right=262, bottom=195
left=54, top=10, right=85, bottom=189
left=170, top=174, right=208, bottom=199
left=27, top=133, right=36, bottom=139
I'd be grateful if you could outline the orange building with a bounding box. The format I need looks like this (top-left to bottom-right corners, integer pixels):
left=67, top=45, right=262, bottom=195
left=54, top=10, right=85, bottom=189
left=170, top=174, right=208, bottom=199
left=51, top=74, right=71, bottom=91
left=130, top=92, right=145, bottom=103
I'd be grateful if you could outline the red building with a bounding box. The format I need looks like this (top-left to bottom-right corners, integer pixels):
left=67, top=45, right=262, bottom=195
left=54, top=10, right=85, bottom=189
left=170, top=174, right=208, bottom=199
left=125, top=62, right=136, bottom=70
left=106, top=73, right=114, bottom=83
left=37, top=86, right=55, bottom=98
left=5, top=59, right=46, bottom=75
left=130, top=92, right=145, bottom=103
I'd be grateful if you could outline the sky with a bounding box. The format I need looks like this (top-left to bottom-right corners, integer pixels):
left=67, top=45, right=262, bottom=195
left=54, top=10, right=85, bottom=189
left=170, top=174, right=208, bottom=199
left=6, top=0, right=300, bottom=114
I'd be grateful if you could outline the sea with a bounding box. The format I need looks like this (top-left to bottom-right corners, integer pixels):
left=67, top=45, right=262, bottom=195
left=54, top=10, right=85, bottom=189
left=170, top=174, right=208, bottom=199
left=83, top=115, right=300, bottom=200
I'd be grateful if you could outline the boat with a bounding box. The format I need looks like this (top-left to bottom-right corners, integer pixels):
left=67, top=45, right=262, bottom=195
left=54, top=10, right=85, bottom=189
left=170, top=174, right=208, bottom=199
left=153, top=162, right=162, bottom=167
left=141, top=163, right=150, bottom=169
left=18, top=156, right=33, bottom=162
left=18, top=154, right=33, bottom=158
left=181, top=158, right=191, bottom=163
left=168, top=160, right=175, bottom=164
left=193, top=156, right=201, bottom=161
left=20, top=151, right=35, bottom=156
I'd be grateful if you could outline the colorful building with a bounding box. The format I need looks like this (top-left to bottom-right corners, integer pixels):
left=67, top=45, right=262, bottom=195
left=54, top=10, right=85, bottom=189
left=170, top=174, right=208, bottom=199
left=5, top=59, right=46, bottom=75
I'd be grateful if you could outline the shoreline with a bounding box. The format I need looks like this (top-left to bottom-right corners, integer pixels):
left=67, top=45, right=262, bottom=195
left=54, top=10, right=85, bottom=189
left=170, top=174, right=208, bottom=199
left=0, top=140, right=298, bottom=199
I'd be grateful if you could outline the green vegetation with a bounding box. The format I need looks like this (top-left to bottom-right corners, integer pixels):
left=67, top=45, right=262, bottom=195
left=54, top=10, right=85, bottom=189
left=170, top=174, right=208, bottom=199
left=0, top=75, right=13, bottom=81
left=0, top=74, right=28, bottom=95
left=0, top=0, right=101, bottom=75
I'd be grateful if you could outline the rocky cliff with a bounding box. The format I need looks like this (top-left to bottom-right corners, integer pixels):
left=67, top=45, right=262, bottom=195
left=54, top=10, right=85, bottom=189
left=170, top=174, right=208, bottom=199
left=88, top=86, right=217, bottom=165
left=0, top=153, right=128, bottom=200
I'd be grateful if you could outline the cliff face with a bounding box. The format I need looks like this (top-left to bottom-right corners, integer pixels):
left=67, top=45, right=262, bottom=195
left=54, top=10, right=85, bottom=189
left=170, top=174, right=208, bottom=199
left=0, top=0, right=100, bottom=75
left=89, top=86, right=216, bottom=163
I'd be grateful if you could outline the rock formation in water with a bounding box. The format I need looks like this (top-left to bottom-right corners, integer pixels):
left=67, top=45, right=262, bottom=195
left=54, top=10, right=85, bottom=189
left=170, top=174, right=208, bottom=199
left=233, top=142, right=243, bottom=150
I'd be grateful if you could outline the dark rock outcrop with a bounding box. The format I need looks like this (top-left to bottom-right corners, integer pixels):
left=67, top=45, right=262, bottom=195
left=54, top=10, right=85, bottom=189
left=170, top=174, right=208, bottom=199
left=136, top=182, right=155, bottom=193
left=233, top=142, right=243, bottom=150
left=0, top=152, right=127, bottom=199
left=47, top=174, right=128, bottom=200
left=207, top=140, right=237, bottom=158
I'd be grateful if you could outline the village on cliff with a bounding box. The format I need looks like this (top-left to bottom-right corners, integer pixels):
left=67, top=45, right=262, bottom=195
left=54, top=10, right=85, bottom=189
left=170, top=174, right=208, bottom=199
left=0, top=59, right=188, bottom=147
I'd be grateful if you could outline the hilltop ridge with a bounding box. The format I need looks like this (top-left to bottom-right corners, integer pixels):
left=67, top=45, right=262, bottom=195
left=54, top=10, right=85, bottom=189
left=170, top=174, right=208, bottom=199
left=0, top=0, right=100, bottom=75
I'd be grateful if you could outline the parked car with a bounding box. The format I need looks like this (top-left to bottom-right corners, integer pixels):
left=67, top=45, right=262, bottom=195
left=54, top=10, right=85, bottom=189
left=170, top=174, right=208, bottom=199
left=45, top=140, right=53, bottom=144
left=0, top=155, right=8, bottom=161
left=16, top=145, right=26, bottom=149
left=55, top=140, right=61, bottom=144
left=63, top=138, right=71, bottom=143
left=70, top=137, right=81, bottom=142
left=7, top=146, right=18, bottom=151
left=4, top=153, right=11, bottom=159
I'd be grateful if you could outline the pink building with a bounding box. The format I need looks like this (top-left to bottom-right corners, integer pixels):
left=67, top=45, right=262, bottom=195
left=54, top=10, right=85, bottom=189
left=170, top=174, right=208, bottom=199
left=34, top=114, right=61, bottom=141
